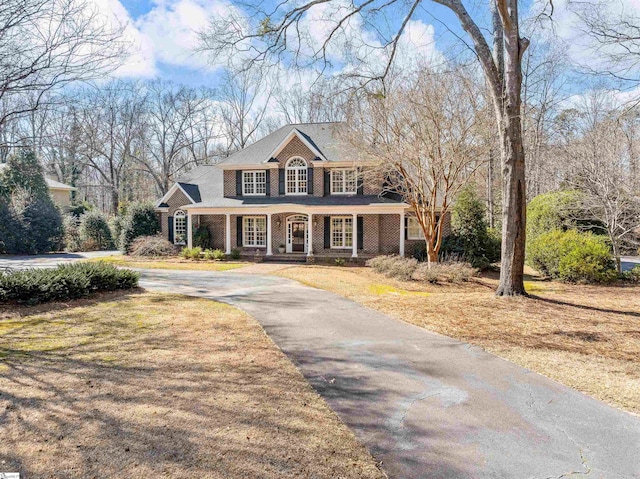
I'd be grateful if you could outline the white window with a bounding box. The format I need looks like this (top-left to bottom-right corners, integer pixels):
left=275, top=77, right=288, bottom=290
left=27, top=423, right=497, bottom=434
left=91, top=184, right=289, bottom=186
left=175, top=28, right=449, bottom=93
left=407, top=217, right=425, bottom=240
left=331, top=169, right=357, bottom=194
left=174, top=210, right=187, bottom=245
left=286, top=157, right=307, bottom=194
left=331, top=216, right=353, bottom=249
left=243, top=216, right=267, bottom=247
left=242, top=170, right=267, bottom=196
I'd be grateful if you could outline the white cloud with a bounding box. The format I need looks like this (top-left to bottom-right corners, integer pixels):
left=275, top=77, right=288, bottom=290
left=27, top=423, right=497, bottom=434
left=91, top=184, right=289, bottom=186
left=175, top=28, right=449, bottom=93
left=135, top=0, right=230, bottom=70
left=89, top=0, right=157, bottom=78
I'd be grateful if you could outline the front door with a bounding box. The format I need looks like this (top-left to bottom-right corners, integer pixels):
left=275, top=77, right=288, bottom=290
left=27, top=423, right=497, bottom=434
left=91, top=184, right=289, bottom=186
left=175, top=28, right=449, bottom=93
left=287, top=220, right=307, bottom=253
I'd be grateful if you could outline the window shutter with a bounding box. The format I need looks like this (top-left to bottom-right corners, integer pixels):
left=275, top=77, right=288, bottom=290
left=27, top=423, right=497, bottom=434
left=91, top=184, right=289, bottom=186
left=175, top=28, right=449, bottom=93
left=168, top=216, right=174, bottom=243
left=307, top=167, right=314, bottom=194
left=324, top=170, right=330, bottom=196
left=265, top=170, right=271, bottom=196
left=404, top=217, right=409, bottom=240
left=357, top=167, right=364, bottom=195
left=279, top=169, right=285, bottom=195
left=236, top=216, right=243, bottom=247
left=236, top=170, right=242, bottom=196
left=357, top=216, right=364, bottom=250
left=324, top=216, right=331, bottom=249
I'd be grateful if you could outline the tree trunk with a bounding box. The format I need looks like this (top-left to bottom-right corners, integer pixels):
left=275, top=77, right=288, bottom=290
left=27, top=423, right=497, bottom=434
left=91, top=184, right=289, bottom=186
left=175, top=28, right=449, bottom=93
left=111, top=188, right=119, bottom=216
left=487, top=148, right=495, bottom=229
left=495, top=13, right=527, bottom=297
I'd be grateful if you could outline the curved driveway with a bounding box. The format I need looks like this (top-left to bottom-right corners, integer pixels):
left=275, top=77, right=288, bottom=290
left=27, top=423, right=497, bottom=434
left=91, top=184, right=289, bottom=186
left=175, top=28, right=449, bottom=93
left=139, top=268, right=640, bottom=479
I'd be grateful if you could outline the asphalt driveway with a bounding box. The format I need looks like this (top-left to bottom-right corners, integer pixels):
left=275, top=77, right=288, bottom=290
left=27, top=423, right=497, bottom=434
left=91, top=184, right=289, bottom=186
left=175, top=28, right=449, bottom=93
left=2, top=256, right=639, bottom=477
left=138, top=269, right=640, bottom=479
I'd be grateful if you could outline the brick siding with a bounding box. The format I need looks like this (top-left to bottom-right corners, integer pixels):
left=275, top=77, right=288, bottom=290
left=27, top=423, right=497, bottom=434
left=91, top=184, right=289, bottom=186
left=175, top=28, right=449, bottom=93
left=199, top=214, right=226, bottom=250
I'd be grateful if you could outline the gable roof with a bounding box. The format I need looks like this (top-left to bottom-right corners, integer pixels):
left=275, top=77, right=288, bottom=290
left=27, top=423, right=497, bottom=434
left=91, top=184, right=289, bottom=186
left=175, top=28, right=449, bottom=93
left=45, top=177, right=76, bottom=191
left=219, top=122, right=346, bottom=166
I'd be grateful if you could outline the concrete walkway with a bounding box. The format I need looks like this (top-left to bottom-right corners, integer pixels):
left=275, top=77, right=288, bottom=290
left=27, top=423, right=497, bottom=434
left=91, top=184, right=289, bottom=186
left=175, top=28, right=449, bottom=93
left=137, top=269, right=640, bottom=479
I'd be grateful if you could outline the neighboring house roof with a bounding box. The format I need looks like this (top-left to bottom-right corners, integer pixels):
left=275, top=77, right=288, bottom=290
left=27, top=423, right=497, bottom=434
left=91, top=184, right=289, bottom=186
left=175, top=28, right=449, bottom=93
left=0, top=163, right=76, bottom=191
left=219, top=122, right=347, bottom=166
left=45, top=177, right=76, bottom=191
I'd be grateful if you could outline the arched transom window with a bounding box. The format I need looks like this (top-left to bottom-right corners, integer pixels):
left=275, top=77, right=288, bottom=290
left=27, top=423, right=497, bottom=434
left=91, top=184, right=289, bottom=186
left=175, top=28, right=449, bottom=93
left=286, top=157, right=307, bottom=195
left=174, top=210, right=187, bottom=245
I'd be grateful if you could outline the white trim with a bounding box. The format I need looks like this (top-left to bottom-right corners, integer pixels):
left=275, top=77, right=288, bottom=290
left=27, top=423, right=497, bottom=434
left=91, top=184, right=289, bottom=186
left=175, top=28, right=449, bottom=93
left=330, top=215, right=353, bottom=250
left=187, top=214, right=193, bottom=248
left=181, top=204, right=409, bottom=215
left=330, top=168, right=358, bottom=195
left=173, top=210, right=187, bottom=245
left=242, top=170, right=267, bottom=196
left=399, top=211, right=405, bottom=257
left=285, top=157, right=308, bottom=195
left=286, top=214, right=308, bottom=253
left=307, top=213, right=314, bottom=256
left=156, top=183, right=197, bottom=207
left=243, top=215, right=267, bottom=248
left=225, top=213, right=231, bottom=254
left=266, top=213, right=273, bottom=255
left=264, top=128, right=327, bottom=163
left=407, top=217, right=426, bottom=240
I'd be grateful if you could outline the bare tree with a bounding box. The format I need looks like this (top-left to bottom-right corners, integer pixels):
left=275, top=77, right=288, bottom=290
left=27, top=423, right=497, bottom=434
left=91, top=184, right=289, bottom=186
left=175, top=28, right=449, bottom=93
left=75, top=82, right=145, bottom=214
left=0, top=0, right=127, bottom=133
left=133, top=81, right=219, bottom=195
left=218, top=69, right=274, bottom=155
left=345, top=68, right=491, bottom=264
left=200, top=0, right=539, bottom=295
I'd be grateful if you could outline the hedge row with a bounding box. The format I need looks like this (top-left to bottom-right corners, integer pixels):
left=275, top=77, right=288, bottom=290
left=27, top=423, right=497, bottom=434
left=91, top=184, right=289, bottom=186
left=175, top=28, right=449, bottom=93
left=0, top=262, right=140, bottom=305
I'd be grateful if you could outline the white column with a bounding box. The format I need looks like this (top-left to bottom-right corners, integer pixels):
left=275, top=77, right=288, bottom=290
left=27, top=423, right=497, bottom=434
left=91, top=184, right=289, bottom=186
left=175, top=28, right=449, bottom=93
left=307, top=213, right=313, bottom=256
left=187, top=213, right=193, bottom=248
left=399, top=211, right=405, bottom=257
left=225, top=213, right=231, bottom=254
left=266, top=213, right=273, bottom=256
left=352, top=213, right=358, bottom=258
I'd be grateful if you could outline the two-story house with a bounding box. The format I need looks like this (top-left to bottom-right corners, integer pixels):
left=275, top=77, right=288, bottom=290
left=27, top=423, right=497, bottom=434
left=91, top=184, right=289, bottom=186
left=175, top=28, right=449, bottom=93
left=155, top=122, right=443, bottom=259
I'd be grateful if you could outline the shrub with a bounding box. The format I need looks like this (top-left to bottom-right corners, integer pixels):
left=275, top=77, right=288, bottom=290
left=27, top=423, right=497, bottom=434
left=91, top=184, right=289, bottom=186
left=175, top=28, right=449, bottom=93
left=79, top=211, right=114, bottom=251
left=413, top=261, right=477, bottom=284
left=527, top=230, right=616, bottom=283
left=119, top=203, right=160, bottom=253
left=193, top=225, right=211, bottom=249
left=129, top=235, right=175, bottom=257
left=109, top=215, right=124, bottom=244
left=0, top=262, right=139, bottom=305
left=63, top=215, right=83, bottom=252
left=335, top=258, right=346, bottom=266
left=230, top=248, right=241, bottom=260
left=67, top=201, right=92, bottom=218
left=622, top=265, right=640, bottom=283
left=527, top=190, right=583, bottom=242
left=367, top=255, right=417, bottom=281
left=6, top=189, right=64, bottom=254
left=440, top=187, right=501, bottom=269
left=203, top=248, right=226, bottom=261
left=180, top=246, right=202, bottom=260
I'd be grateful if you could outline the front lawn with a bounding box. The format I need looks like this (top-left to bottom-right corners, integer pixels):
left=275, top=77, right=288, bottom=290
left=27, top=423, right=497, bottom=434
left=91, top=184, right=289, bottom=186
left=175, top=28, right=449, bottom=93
left=86, top=255, right=246, bottom=271
left=276, top=265, right=640, bottom=415
left=0, top=292, right=383, bottom=478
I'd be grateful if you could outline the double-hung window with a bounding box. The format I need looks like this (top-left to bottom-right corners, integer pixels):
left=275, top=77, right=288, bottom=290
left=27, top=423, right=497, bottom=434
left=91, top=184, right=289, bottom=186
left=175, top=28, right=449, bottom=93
left=331, top=169, right=357, bottom=194
left=243, top=170, right=266, bottom=195
left=243, top=216, right=267, bottom=247
left=286, top=157, right=307, bottom=194
left=331, top=216, right=353, bottom=249
left=407, top=217, right=426, bottom=240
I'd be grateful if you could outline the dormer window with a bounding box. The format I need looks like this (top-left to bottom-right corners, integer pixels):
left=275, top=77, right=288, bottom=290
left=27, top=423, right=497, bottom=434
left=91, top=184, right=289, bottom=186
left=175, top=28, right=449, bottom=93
left=243, top=170, right=266, bottom=196
left=286, top=157, right=307, bottom=195
left=331, top=169, right=357, bottom=194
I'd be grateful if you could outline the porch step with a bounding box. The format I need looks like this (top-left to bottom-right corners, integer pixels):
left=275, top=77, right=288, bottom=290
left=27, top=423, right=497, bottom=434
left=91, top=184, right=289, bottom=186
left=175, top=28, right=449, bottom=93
left=263, top=254, right=308, bottom=263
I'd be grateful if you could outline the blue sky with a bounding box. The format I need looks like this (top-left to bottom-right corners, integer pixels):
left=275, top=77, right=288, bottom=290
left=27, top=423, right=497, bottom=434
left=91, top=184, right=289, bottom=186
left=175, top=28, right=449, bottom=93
left=107, top=0, right=638, bottom=98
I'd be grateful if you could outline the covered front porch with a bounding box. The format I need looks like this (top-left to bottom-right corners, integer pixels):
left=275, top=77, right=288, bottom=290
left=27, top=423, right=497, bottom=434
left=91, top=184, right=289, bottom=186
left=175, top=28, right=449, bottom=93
left=182, top=205, right=409, bottom=259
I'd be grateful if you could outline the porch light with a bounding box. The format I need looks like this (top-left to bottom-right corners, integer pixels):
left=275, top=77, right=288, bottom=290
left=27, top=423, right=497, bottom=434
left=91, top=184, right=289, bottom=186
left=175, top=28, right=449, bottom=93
left=276, top=218, right=281, bottom=227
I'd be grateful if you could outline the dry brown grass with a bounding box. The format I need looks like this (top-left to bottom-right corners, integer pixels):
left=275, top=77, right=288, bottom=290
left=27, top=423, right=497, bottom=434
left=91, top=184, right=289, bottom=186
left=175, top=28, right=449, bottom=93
left=276, top=265, right=640, bottom=415
left=0, top=291, right=384, bottom=479
left=86, top=255, right=246, bottom=271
